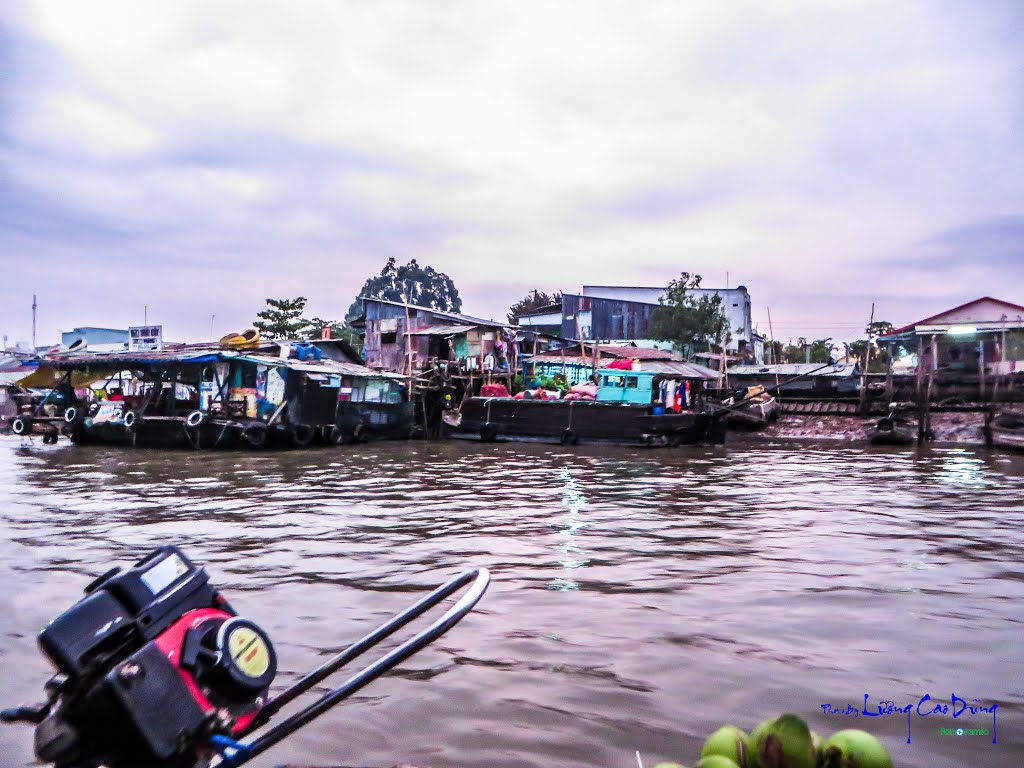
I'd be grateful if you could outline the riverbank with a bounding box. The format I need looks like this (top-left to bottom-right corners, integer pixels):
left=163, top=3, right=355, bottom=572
left=727, top=411, right=989, bottom=446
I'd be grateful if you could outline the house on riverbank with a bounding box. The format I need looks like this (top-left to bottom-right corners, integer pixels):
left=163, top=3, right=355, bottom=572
left=515, top=284, right=766, bottom=364
left=877, top=296, right=1024, bottom=401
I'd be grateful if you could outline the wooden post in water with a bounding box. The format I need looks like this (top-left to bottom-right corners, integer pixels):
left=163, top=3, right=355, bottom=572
left=916, top=336, right=926, bottom=444
left=859, top=304, right=874, bottom=415
left=925, top=334, right=938, bottom=441
left=978, top=334, right=986, bottom=403
left=767, top=306, right=781, bottom=403
left=884, top=349, right=894, bottom=404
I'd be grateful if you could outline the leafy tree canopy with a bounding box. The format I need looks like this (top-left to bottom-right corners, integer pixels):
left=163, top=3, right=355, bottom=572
left=253, top=297, right=313, bottom=339
left=648, top=272, right=730, bottom=357
left=508, top=289, right=563, bottom=323
left=780, top=337, right=836, bottom=365
left=347, top=257, right=462, bottom=321
left=847, top=320, right=895, bottom=372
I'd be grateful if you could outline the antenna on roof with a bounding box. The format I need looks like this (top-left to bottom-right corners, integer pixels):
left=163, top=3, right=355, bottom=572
left=32, top=293, right=37, bottom=349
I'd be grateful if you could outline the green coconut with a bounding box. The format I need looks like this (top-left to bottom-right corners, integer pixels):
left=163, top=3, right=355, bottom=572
left=819, top=729, right=892, bottom=768
left=747, top=714, right=817, bottom=768
left=701, top=725, right=749, bottom=767
left=694, top=757, right=741, bottom=768
left=810, top=731, right=821, bottom=753
left=745, top=719, right=775, bottom=768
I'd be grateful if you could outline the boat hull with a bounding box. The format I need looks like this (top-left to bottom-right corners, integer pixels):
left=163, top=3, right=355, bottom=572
left=449, top=397, right=712, bottom=447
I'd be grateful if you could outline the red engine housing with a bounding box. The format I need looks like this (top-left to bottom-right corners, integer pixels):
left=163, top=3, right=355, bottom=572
left=152, top=609, right=263, bottom=735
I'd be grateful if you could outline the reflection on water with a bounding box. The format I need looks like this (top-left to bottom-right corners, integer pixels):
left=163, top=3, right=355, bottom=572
left=550, top=467, right=592, bottom=591
left=1, top=439, right=1023, bottom=768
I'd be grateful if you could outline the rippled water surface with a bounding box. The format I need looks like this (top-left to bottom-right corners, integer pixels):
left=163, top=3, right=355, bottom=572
left=1, top=438, right=1022, bottom=768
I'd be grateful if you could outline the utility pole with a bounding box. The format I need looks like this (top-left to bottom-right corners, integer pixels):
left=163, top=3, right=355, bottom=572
left=32, top=294, right=37, bottom=349
left=144, top=305, right=148, bottom=325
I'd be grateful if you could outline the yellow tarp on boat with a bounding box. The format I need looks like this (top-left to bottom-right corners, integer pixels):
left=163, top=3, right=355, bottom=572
left=17, top=365, right=117, bottom=390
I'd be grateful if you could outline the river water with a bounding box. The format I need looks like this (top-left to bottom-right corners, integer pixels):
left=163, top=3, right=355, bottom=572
left=0, top=437, right=1021, bottom=768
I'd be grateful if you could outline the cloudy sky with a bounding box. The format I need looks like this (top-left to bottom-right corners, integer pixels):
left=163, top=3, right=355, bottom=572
left=2, top=0, right=1021, bottom=347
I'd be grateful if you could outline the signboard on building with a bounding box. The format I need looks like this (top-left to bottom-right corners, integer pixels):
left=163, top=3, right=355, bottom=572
left=128, top=325, right=163, bottom=352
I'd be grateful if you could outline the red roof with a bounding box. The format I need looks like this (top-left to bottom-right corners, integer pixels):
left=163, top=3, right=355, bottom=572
left=892, top=296, right=1024, bottom=334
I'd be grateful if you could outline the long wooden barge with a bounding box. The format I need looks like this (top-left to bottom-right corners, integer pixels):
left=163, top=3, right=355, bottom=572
left=448, top=363, right=720, bottom=447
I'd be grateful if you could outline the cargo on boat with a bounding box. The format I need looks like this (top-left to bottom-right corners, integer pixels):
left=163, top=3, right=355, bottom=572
left=711, top=384, right=782, bottom=429
left=16, top=336, right=411, bottom=449
left=448, top=360, right=720, bottom=447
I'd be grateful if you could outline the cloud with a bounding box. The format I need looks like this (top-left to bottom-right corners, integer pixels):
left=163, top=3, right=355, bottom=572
left=0, top=0, right=1021, bottom=345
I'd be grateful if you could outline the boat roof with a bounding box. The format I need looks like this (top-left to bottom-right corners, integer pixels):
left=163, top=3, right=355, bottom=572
left=32, top=342, right=404, bottom=381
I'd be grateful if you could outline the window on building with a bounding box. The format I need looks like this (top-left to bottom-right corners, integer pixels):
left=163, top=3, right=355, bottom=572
left=381, top=332, right=398, bottom=344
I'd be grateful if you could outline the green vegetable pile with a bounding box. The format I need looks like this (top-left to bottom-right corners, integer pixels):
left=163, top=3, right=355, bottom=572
left=653, top=714, right=893, bottom=768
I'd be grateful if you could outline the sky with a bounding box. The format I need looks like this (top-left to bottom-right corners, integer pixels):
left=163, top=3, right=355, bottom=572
left=2, top=0, right=1022, bottom=348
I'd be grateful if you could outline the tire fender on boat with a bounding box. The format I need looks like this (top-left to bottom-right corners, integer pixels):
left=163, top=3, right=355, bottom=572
left=352, top=421, right=367, bottom=443
left=185, top=410, right=207, bottom=428
left=11, top=416, right=32, bottom=436
left=290, top=423, right=315, bottom=447
left=480, top=423, right=498, bottom=442
left=560, top=428, right=578, bottom=446
left=63, top=407, right=79, bottom=424
left=242, top=424, right=267, bottom=448
left=123, top=410, right=141, bottom=431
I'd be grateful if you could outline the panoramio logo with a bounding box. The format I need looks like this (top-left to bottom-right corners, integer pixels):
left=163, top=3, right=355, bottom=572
left=939, top=727, right=990, bottom=737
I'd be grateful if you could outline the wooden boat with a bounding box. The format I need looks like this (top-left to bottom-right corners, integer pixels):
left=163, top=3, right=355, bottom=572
left=714, top=385, right=781, bottom=429
left=988, top=409, right=1024, bottom=452
left=866, top=414, right=916, bottom=445
left=448, top=367, right=715, bottom=447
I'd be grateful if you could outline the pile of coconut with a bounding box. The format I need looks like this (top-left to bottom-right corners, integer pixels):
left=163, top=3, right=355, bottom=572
left=656, top=713, right=892, bottom=768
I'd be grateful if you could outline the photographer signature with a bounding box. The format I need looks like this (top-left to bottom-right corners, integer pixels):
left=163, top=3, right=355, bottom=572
left=820, top=693, right=997, bottom=744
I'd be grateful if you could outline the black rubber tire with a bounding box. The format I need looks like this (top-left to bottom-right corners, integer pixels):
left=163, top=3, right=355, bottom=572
left=242, top=425, right=268, bottom=448
left=63, top=407, right=79, bottom=424
left=351, top=422, right=367, bottom=443
left=42, top=431, right=59, bottom=445
left=329, top=425, right=347, bottom=445
left=560, top=429, right=578, bottom=446
left=480, top=423, right=498, bottom=442
left=290, top=424, right=315, bottom=447
left=123, top=410, right=140, bottom=431
left=11, top=417, right=32, bottom=436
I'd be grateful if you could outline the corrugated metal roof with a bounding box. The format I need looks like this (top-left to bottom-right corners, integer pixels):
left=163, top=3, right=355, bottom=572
left=0, top=370, right=34, bottom=386
left=405, top=324, right=477, bottom=336
left=40, top=342, right=400, bottom=380
left=630, top=361, right=720, bottom=379
left=597, top=345, right=672, bottom=359
left=728, top=363, right=855, bottom=378
left=236, top=354, right=406, bottom=380
left=360, top=297, right=510, bottom=328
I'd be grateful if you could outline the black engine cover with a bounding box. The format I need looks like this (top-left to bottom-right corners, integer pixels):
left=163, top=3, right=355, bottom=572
left=39, top=546, right=223, bottom=680
left=102, top=643, right=208, bottom=761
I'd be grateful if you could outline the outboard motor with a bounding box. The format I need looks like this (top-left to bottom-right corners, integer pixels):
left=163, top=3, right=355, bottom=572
left=3, top=546, right=489, bottom=768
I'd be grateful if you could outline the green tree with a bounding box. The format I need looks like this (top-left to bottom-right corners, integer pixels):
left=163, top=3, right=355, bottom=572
left=781, top=337, right=836, bottom=364
left=648, top=272, right=730, bottom=358
left=347, top=257, right=462, bottom=321
left=848, top=320, right=894, bottom=373
left=254, top=297, right=312, bottom=339
left=508, top=289, right=563, bottom=323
